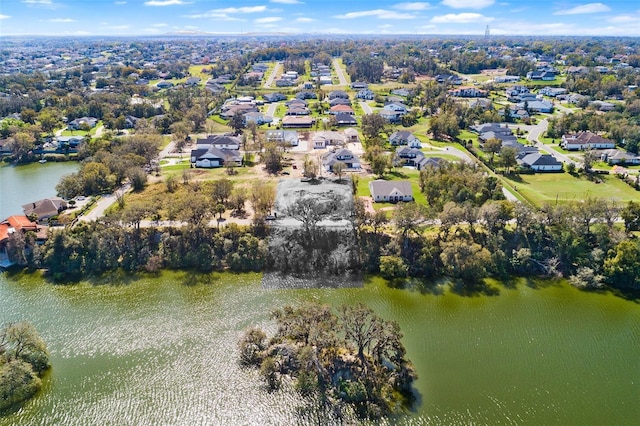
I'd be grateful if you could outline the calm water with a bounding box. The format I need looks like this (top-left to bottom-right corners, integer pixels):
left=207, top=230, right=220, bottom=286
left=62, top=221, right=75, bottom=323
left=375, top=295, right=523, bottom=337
left=1, top=272, right=638, bottom=425
left=0, top=162, right=79, bottom=219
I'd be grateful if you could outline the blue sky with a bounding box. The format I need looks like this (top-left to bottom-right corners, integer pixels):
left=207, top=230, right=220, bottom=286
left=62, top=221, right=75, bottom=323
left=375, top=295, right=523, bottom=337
left=1, top=0, right=639, bottom=37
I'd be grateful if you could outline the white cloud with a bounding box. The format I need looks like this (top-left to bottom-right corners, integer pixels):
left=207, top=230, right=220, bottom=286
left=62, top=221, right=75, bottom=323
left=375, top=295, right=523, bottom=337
left=394, top=2, right=431, bottom=10
left=430, top=13, right=493, bottom=23
left=335, top=9, right=416, bottom=19
left=0, top=14, right=10, bottom=20
left=101, top=24, right=130, bottom=30
left=296, top=17, right=315, bottom=22
left=47, top=18, right=76, bottom=22
left=554, top=3, right=610, bottom=15
left=145, top=0, right=190, bottom=6
left=441, top=0, right=494, bottom=9
left=608, top=14, right=639, bottom=24
left=22, top=0, right=61, bottom=9
left=270, top=0, right=303, bottom=4
left=114, top=1, right=127, bottom=4
left=153, top=23, right=169, bottom=27
left=211, top=6, right=268, bottom=13
left=255, top=17, right=282, bottom=23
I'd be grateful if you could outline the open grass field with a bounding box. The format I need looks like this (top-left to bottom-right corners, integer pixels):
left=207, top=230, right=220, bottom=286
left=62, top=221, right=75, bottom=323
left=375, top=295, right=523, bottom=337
left=503, top=171, right=639, bottom=206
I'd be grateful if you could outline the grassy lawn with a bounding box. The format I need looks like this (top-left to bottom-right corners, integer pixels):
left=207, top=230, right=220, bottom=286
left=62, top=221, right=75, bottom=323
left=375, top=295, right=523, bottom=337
left=502, top=172, right=639, bottom=206
left=187, top=65, right=212, bottom=85
left=356, top=168, right=427, bottom=209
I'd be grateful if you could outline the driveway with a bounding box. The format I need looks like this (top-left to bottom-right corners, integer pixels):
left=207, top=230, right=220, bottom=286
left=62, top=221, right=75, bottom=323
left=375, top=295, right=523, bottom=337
left=332, top=58, right=348, bottom=86
left=78, top=184, right=131, bottom=222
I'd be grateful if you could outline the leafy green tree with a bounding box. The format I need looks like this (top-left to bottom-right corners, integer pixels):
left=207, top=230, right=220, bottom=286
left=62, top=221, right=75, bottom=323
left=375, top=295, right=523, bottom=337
left=8, top=132, right=35, bottom=162
left=484, top=137, right=502, bottom=166
left=361, top=113, right=389, bottom=143
left=379, top=255, right=408, bottom=280
left=621, top=201, right=640, bottom=232
left=211, top=178, right=234, bottom=205
left=500, top=146, right=517, bottom=174
left=262, top=143, right=282, bottom=175
left=603, top=240, right=640, bottom=289
left=582, top=150, right=596, bottom=173
left=229, top=110, right=246, bottom=135
left=332, top=161, right=346, bottom=181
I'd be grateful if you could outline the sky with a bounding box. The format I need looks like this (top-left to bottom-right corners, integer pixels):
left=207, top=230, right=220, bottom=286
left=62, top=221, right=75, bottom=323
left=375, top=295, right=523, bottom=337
left=1, top=0, right=640, bottom=37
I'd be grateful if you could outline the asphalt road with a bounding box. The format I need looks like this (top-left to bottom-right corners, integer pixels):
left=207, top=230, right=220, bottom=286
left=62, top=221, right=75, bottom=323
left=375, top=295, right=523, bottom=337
left=332, top=58, right=348, bottom=86
left=263, top=62, right=282, bottom=89
left=359, top=101, right=373, bottom=115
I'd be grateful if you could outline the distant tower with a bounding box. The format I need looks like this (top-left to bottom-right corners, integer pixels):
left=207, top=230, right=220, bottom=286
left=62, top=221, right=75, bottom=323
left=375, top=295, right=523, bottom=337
left=485, top=25, right=490, bottom=39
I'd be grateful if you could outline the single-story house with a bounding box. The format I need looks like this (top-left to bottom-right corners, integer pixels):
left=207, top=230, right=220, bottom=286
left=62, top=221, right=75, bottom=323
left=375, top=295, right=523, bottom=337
left=517, top=100, right=553, bottom=113
left=244, top=112, right=272, bottom=125
left=600, top=149, right=640, bottom=165
left=590, top=101, right=616, bottom=112
left=369, top=180, right=413, bottom=203
left=286, top=106, right=311, bottom=116
left=356, top=89, right=375, bottom=100
left=196, top=134, right=241, bottom=150
left=296, top=91, right=317, bottom=100
left=313, top=131, right=346, bottom=149
left=391, top=88, right=410, bottom=97
left=539, top=87, right=567, bottom=97
left=156, top=81, right=174, bottom=89
left=286, top=98, right=307, bottom=108
left=390, top=131, right=421, bottom=147
left=67, top=116, right=98, bottom=130
left=383, top=102, right=408, bottom=113
left=265, top=130, right=299, bottom=146
left=263, top=92, right=287, bottom=103
left=329, top=105, right=354, bottom=115
left=22, top=198, right=68, bottom=223
left=334, top=113, right=358, bottom=127
left=191, top=147, right=242, bottom=168
left=343, top=128, right=360, bottom=143
left=322, top=148, right=361, bottom=172
left=448, top=86, right=487, bottom=98
left=281, top=116, right=314, bottom=128
left=351, top=82, right=368, bottom=90
left=378, top=109, right=403, bottom=123
left=517, top=153, right=563, bottom=171
left=328, top=90, right=349, bottom=100
left=561, top=131, right=615, bottom=151
left=329, top=98, right=351, bottom=107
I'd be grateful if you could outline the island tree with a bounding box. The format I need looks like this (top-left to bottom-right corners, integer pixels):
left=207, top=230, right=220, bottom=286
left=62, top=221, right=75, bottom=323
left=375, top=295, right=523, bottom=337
left=239, top=302, right=416, bottom=421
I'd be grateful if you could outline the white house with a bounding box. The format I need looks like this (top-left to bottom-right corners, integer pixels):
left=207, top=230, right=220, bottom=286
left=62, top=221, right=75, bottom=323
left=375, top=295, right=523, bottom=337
left=190, top=147, right=242, bottom=168
left=369, top=180, right=413, bottom=203
left=561, top=131, right=615, bottom=151
left=517, top=153, right=563, bottom=171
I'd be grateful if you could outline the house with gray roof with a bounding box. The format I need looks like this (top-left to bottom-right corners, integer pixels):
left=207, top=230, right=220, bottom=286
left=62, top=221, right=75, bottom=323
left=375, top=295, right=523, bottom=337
left=190, top=146, right=242, bottom=168
left=322, top=148, right=360, bottom=172
left=390, top=131, right=421, bottom=147
left=369, top=180, right=413, bottom=203
left=517, top=152, right=563, bottom=171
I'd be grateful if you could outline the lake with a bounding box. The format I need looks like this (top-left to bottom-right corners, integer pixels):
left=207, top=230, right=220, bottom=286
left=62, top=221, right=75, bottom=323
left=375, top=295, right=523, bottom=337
left=1, top=272, right=638, bottom=425
left=0, top=162, right=79, bottom=219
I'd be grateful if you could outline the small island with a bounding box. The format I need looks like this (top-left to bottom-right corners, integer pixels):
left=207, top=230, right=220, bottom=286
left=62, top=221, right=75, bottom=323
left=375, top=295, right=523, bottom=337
left=0, top=322, right=50, bottom=413
left=239, top=302, right=416, bottom=421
